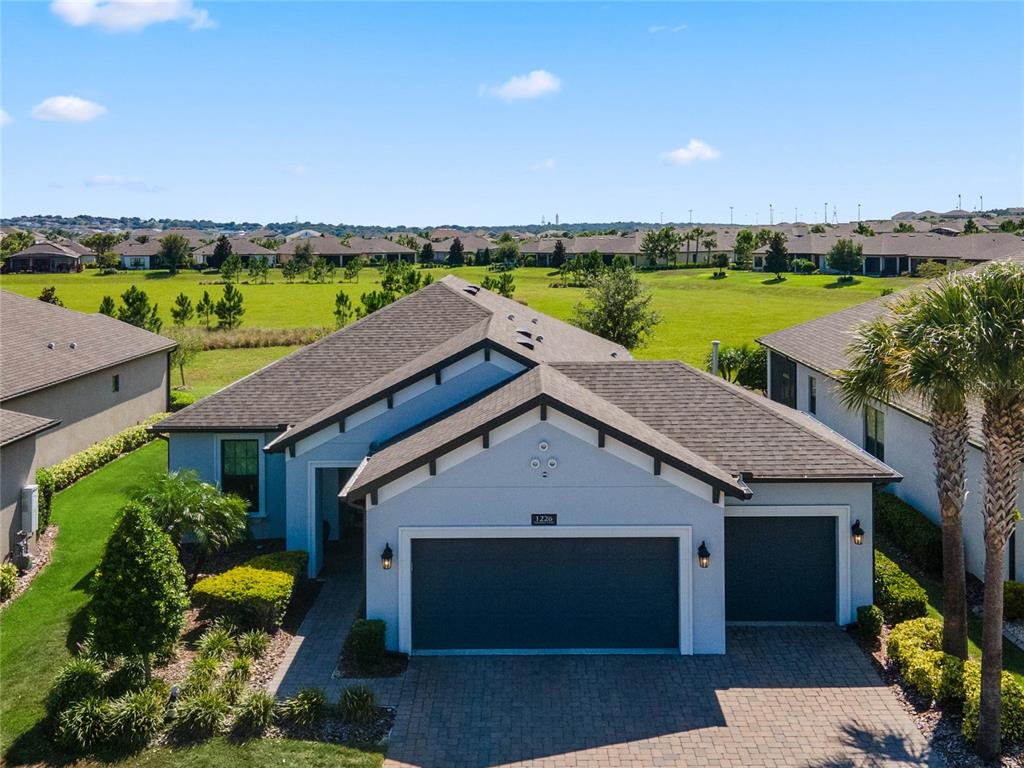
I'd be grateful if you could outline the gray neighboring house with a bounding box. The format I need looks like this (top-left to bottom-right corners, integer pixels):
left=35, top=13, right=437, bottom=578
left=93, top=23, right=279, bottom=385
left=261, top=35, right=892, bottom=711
left=758, top=262, right=1024, bottom=583
left=157, top=275, right=895, bottom=656
left=0, top=291, right=175, bottom=557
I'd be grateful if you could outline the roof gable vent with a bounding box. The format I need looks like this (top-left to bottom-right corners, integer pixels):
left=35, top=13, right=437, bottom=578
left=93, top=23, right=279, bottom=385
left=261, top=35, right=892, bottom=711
left=463, top=284, right=481, bottom=295
left=507, top=313, right=515, bottom=321
left=515, top=328, right=532, bottom=338
left=535, top=335, right=544, bottom=343
left=69, top=342, right=77, bottom=349
left=516, top=339, right=535, bottom=350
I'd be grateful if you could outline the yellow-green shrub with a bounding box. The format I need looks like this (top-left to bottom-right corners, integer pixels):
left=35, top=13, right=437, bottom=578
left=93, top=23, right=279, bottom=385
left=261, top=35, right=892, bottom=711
left=962, top=660, right=1024, bottom=743
left=886, top=618, right=966, bottom=702
left=875, top=552, right=928, bottom=623
left=191, top=551, right=306, bottom=630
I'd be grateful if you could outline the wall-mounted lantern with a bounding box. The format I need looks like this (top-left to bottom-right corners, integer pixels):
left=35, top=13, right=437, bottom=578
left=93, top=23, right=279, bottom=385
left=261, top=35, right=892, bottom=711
left=381, top=542, right=394, bottom=570
left=851, top=520, right=865, bottom=546
left=697, top=540, right=711, bottom=569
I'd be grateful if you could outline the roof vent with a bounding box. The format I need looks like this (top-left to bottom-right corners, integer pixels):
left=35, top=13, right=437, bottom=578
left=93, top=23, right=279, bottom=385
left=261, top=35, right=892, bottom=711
left=515, top=328, right=532, bottom=338
left=47, top=342, right=55, bottom=350
left=507, top=313, right=515, bottom=321
left=69, top=342, right=77, bottom=349
left=535, top=335, right=544, bottom=342
left=531, top=317, right=539, bottom=325
left=610, top=351, right=618, bottom=358
left=463, top=284, right=481, bottom=295
left=516, top=339, right=535, bottom=350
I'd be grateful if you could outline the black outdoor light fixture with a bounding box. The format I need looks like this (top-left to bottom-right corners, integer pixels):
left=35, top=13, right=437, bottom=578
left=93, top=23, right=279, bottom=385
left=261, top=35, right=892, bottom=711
left=697, top=540, right=711, bottom=569
left=851, top=519, right=865, bottom=546
left=381, top=542, right=394, bottom=570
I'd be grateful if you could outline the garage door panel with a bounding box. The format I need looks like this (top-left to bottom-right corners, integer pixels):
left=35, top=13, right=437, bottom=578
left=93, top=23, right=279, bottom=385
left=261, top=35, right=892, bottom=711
left=411, top=537, right=679, bottom=650
left=725, top=516, right=836, bottom=623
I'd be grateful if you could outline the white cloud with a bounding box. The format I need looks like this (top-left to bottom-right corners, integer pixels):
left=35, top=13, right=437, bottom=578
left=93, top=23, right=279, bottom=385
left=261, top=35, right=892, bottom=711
left=530, top=158, right=556, bottom=172
left=665, top=138, right=720, bottom=165
left=483, top=70, right=561, bottom=101
left=285, top=163, right=308, bottom=176
left=32, top=96, right=107, bottom=122
left=50, top=0, right=215, bottom=32
left=84, top=174, right=160, bottom=193
left=650, top=24, right=687, bottom=33
left=0, top=109, right=11, bottom=126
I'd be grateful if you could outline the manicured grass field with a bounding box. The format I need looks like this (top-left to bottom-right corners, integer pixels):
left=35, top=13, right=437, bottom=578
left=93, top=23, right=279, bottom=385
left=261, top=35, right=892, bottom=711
left=185, top=345, right=301, bottom=399
left=0, top=441, right=382, bottom=768
left=0, top=266, right=912, bottom=367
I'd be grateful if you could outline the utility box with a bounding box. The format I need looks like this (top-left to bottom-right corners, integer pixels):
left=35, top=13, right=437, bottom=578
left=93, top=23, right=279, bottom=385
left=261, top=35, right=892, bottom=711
left=20, top=485, right=38, bottom=534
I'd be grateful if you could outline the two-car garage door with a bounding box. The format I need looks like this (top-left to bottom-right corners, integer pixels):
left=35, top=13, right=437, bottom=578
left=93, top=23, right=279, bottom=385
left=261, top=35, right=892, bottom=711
left=411, top=537, right=680, bottom=651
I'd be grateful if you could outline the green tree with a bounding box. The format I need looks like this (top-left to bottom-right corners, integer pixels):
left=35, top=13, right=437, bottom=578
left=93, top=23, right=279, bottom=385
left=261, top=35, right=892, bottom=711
left=344, top=255, right=367, bottom=283
left=571, top=268, right=660, bottom=350
left=282, top=259, right=302, bottom=283
left=117, top=286, right=162, bottom=332
left=481, top=272, right=515, bottom=298
left=810, top=223, right=827, bottom=234
left=80, top=232, right=122, bottom=258
left=38, top=286, right=64, bottom=306
left=166, top=327, right=203, bottom=388
left=763, top=232, right=789, bottom=280
left=209, top=234, right=232, bottom=269
left=170, top=292, right=194, bottom=326
left=702, top=231, right=718, bottom=264
left=334, top=290, right=355, bottom=327
left=495, top=233, right=519, bottom=265
left=838, top=282, right=977, bottom=664
left=97, top=250, right=121, bottom=269
left=89, top=502, right=187, bottom=681
left=220, top=252, right=243, bottom=284
left=551, top=239, right=566, bottom=268
left=826, top=238, right=864, bottom=280
left=248, top=255, right=270, bottom=284
left=448, top=237, right=465, bottom=266
left=292, top=241, right=315, bottom=271
left=214, top=283, right=245, bottom=329
left=894, top=222, right=916, bottom=233
left=705, top=344, right=766, bottom=391
left=854, top=222, right=876, bottom=236
left=733, top=229, right=757, bottom=271
left=131, top=470, right=249, bottom=585
left=158, top=233, right=191, bottom=275
left=98, top=295, right=116, bottom=316
left=419, top=242, right=435, bottom=264
left=1, top=230, right=34, bottom=259
left=713, top=252, right=729, bottom=277
left=963, top=217, right=981, bottom=234
left=639, top=228, right=682, bottom=268
left=196, top=290, right=214, bottom=329
left=309, top=256, right=335, bottom=283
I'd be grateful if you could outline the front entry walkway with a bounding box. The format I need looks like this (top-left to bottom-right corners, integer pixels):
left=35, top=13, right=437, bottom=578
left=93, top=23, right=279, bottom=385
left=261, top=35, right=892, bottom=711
left=383, top=628, right=940, bottom=768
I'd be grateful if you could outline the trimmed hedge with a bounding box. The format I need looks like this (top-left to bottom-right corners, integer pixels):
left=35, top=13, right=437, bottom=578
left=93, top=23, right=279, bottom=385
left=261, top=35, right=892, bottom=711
left=191, top=550, right=307, bottom=630
left=0, top=562, right=17, bottom=602
left=875, top=551, right=928, bottom=623
left=856, top=604, right=883, bottom=642
left=1005, top=581, right=1024, bottom=621
left=963, top=660, right=1024, bottom=743
left=35, top=414, right=167, bottom=532
left=874, top=491, right=943, bottom=577
left=349, top=619, right=385, bottom=669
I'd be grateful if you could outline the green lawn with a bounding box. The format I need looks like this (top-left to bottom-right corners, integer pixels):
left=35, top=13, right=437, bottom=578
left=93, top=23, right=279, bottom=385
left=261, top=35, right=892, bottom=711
left=1, top=266, right=913, bottom=371
left=0, top=441, right=381, bottom=767
left=184, top=345, right=301, bottom=399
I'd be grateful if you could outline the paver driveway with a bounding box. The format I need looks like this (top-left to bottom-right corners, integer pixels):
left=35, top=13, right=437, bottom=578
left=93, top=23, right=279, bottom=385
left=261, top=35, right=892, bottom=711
left=382, top=627, right=940, bottom=768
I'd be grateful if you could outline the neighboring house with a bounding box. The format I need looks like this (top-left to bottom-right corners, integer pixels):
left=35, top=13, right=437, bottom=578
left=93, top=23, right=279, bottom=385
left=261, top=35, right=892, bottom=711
left=0, top=291, right=175, bottom=557
left=194, top=237, right=277, bottom=267
left=285, top=229, right=326, bottom=240
left=277, top=236, right=416, bottom=266
left=758, top=269, right=1024, bottom=583
left=114, top=239, right=162, bottom=270
left=428, top=235, right=492, bottom=262
left=520, top=234, right=645, bottom=267
left=276, top=234, right=348, bottom=264
left=156, top=276, right=895, bottom=656
left=3, top=241, right=84, bottom=273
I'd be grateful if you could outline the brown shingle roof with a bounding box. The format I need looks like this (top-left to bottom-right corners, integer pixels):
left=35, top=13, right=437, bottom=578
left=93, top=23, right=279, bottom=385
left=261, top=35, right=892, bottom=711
left=0, top=408, right=59, bottom=447
left=194, top=237, right=275, bottom=258
left=157, top=276, right=628, bottom=433
left=342, top=364, right=752, bottom=500
left=0, top=291, right=175, bottom=401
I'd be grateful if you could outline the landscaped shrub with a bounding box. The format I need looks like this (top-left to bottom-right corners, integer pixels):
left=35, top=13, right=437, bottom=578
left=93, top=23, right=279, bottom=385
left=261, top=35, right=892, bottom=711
left=56, top=696, right=114, bottom=752
left=856, top=604, right=883, bottom=641
left=1005, top=581, right=1024, bottom=621
left=886, top=618, right=966, bottom=703
left=0, top=562, right=17, bottom=601
left=183, top=657, right=220, bottom=696
left=886, top=617, right=942, bottom=663
left=277, top=687, right=326, bottom=727
left=225, top=655, right=253, bottom=685
left=237, top=629, right=271, bottom=659
left=349, top=619, right=385, bottom=669
left=218, top=679, right=245, bottom=705
left=962, top=660, right=1024, bottom=743
left=174, top=690, right=229, bottom=736
left=339, top=684, right=376, bottom=724
left=35, top=467, right=55, bottom=532
left=875, top=551, right=928, bottom=623
left=42, top=414, right=167, bottom=493
left=104, top=656, right=147, bottom=697
left=197, top=624, right=236, bottom=660
left=191, top=551, right=306, bottom=630
left=108, top=686, right=166, bottom=750
left=170, top=391, right=196, bottom=411
left=47, top=657, right=106, bottom=716
left=232, top=689, right=275, bottom=736
left=874, top=492, right=942, bottom=577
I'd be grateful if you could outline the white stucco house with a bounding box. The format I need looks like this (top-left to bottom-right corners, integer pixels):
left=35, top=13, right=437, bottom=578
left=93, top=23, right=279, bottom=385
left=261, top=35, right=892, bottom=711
left=759, top=272, right=1024, bottom=583
left=156, top=276, right=897, bottom=656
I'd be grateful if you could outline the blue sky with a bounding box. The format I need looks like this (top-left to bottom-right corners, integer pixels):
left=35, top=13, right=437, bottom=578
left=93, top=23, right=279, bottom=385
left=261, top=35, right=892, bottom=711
left=2, top=1, right=1021, bottom=226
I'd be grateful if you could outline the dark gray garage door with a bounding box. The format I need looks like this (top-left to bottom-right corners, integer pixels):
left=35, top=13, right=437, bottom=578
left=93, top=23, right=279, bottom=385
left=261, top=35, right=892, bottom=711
left=725, top=516, right=836, bottom=622
left=411, top=537, right=679, bottom=650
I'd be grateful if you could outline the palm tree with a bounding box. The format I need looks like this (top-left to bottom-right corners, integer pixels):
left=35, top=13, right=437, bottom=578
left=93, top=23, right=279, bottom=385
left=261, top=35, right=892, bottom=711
left=839, top=279, right=977, bottom=661
left=966, top=262, right=1024, bottom=760
left=688, top=227, right=704, bottom=265
left=702, top=232, right=718, bottom=265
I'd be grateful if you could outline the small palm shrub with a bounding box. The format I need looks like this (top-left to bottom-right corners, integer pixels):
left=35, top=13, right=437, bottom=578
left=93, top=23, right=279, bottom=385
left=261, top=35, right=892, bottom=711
left=174, top=690, right=229, bottom=736
left=232, top=689, right=275, bottom=736
left=226, top=655, right=253, bottom=685
left=47, top=656, right=106, bottom=716
left=218, top=679, right=245, bottom=705
left=105, top=656, right=147, bottom=697
left=277, top=687, right=326, bottom=728
left=183, top=656, right=220, bottom=696
left=339, top=685, right=376, bottom=724
left=109, top=686, right=166, bottom=750
left=56, top=697, right=114, bottom=752
left=237, top=629, right=272, bottom=659
left=0, top=562, right=17, bottom=601
left=197, top=624, right=236, bottom=660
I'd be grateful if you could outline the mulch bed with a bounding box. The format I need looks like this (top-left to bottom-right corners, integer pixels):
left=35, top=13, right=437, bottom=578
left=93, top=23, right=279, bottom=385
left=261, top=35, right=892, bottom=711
left=0, top=525, right=59, bottom=609
left=281, top=707, right=396, bottom=746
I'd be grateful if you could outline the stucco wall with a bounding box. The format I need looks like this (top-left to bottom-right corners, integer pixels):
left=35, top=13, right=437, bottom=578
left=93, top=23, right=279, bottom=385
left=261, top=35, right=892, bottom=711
left=1, top=437, right=40, bottom=557
left=4, top=351, right=169, bottom=469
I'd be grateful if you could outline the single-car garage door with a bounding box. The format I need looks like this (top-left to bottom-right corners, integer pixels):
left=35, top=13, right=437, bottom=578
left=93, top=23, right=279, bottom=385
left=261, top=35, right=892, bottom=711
left=411, top=537, right=679, bottom=651
left=725, top=516, right=836, bottom=622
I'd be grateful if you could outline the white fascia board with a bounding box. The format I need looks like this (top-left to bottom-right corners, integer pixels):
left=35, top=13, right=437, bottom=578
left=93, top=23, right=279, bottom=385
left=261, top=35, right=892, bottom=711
left=378, top=464, right=433, bottom=504
left=440, top=349, right=486, bottom=382
left=294, top=422, right=340, bottom=458
left=603, top=435, right=654, bottom=473
left=393, top=374, right=435, bottom=408
left=547, top=409, right=599, bottom=446
left=347, top=398, right=390, bottom=431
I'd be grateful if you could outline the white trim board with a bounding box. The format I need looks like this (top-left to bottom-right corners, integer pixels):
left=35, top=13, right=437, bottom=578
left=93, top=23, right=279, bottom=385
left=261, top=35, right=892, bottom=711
left=396, top=525, right=694, bottom=656
left=723, top=504, right=852, bottom=625
left=306, top=460, right=363, bottom=577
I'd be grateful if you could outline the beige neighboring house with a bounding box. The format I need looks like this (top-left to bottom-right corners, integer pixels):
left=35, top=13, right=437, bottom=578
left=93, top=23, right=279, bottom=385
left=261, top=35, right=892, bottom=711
left=0, top=291, right=175, bottom=557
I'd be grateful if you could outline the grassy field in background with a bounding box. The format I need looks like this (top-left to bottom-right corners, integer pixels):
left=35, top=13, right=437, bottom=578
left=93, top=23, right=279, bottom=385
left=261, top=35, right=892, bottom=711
left=1, top=266, right=914, bottom=397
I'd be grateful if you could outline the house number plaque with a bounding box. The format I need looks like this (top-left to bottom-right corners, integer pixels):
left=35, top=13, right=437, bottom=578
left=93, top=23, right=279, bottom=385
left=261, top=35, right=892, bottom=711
left=531, top=513, right=557, bottom=526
